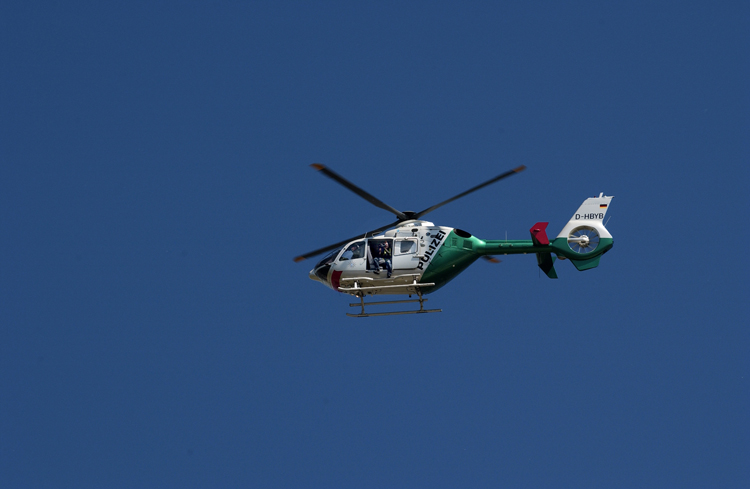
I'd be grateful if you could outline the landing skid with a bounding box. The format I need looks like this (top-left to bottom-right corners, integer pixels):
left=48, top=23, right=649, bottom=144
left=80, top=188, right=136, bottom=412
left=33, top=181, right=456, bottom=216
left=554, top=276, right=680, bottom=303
left=346, top=290, right=441, bottom=318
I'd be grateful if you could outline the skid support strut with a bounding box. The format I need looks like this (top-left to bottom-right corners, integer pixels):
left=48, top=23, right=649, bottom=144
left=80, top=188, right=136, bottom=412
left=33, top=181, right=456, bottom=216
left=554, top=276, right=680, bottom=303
left=346, top=289, right=441, bottom=318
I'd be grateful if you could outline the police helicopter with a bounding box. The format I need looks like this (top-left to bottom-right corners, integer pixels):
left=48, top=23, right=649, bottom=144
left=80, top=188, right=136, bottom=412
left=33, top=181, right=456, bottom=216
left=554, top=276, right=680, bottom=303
left=294, top=164, right=614, bottom=317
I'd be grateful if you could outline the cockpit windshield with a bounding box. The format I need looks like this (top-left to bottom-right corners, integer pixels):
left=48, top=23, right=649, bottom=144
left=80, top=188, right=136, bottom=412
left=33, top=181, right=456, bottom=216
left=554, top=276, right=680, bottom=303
left=313, top=247, right=341, bottom=282
left=315, top=248, right=340, bottom=269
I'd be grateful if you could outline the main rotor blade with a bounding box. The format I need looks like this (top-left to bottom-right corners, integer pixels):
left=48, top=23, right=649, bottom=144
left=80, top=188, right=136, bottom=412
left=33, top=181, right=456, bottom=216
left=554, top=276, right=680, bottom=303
left=293, top=219, right=403, bottom=262
left=311, top=163, right=408, bottom=221
left=415, top=165, right=526, bottom=219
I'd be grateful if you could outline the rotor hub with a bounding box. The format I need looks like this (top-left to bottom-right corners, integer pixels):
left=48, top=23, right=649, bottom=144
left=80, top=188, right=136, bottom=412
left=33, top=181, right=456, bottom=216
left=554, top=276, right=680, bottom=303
left=567, top=226, right=600, bottom=254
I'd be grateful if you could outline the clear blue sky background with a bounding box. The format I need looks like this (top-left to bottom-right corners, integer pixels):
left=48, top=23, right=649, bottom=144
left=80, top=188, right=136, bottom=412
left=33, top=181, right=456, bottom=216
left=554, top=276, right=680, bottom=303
left=2, top=1, right=748, bottom=487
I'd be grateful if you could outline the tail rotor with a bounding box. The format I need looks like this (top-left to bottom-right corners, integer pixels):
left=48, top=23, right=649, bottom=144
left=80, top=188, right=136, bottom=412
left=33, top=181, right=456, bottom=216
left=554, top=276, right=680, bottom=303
left=567, top=226, right=600, bottom=254
left=550, top=194, right=614, bottom=271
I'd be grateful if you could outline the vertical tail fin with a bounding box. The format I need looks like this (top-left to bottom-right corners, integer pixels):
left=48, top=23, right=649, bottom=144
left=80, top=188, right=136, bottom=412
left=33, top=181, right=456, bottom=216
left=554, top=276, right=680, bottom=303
left=551, top=193, right=614, bottom=271
left=529, top=222, right=558, bottom=278
left=556, top=193, right=613, bottom=240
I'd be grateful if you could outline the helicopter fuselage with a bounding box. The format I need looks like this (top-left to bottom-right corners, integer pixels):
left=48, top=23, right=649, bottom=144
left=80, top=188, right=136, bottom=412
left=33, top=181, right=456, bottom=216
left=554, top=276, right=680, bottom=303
left=308, top=219, right=611, bottom=298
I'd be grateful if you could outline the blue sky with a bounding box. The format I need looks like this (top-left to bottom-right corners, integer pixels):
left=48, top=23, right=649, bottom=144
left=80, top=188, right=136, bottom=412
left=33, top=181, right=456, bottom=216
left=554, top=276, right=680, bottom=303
left=1, top=1, right=748, bottom=487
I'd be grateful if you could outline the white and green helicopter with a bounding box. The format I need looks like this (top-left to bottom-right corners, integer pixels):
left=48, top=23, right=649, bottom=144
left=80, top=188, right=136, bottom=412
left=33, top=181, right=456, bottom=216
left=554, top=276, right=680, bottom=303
left=295, top=164, right=613, bottom=317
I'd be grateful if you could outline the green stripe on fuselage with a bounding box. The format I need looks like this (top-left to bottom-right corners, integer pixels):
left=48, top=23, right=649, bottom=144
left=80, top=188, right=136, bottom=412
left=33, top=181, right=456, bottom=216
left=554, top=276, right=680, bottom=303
left=420, top=231, right=481, bottom=294
left=421, top=231, right=547, bottom=293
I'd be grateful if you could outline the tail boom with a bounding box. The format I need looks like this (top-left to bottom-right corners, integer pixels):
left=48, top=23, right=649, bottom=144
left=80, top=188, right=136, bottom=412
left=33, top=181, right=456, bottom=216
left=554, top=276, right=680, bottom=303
left=477, top=193, right=614, bottom=275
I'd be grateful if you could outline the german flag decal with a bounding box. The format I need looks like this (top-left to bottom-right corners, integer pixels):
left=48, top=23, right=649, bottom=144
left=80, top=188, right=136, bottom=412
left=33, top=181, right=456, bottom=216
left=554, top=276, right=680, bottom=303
left=600, top=204, right=608, bottom=208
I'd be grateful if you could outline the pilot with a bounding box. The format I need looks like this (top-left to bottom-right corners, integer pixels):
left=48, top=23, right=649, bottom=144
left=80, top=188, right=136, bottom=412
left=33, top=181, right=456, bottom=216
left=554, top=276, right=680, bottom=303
left=372, top=241, right=392, bottom=278
left=341, top=242, right=362, bottom=261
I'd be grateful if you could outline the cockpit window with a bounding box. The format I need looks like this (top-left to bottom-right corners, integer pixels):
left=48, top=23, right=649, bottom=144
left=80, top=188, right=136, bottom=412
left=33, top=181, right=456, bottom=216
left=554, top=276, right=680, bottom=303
left=313, top=248, right=341, bottom=282
left=315, top=249, right=339, bottom=269
left=339, top=240, right=365, bottom=261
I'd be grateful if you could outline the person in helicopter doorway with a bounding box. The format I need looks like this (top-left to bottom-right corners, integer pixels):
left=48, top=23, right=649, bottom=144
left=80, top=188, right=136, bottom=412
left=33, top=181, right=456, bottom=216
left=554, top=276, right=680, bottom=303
left=371, top=240, right=392, bottom=278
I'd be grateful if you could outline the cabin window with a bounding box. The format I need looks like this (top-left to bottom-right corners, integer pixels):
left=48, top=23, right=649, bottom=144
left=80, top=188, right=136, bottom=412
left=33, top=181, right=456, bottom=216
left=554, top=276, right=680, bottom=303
left=395, top=239, right=417, bottom=255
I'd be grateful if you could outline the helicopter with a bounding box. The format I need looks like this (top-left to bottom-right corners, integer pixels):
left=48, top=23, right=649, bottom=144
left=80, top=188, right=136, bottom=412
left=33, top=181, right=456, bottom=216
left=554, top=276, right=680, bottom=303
left=294, top=163, right=614, bottom=317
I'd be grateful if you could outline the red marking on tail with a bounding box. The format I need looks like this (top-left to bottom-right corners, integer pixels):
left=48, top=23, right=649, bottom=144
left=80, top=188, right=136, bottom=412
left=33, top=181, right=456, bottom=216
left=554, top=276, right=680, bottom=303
left=530, top=222, right=550, bottom=246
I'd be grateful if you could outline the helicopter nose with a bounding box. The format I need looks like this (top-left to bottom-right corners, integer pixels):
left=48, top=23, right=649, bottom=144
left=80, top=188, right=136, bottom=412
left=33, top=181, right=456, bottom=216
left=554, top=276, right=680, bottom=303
left=309, top=268, right=331, bottom=285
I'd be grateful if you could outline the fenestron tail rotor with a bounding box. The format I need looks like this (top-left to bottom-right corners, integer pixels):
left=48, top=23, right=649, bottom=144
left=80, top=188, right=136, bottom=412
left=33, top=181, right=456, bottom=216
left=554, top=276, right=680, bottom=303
left=294, top=163, right=526, bottom=262
left=567, top=226, right=600, bottom=254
